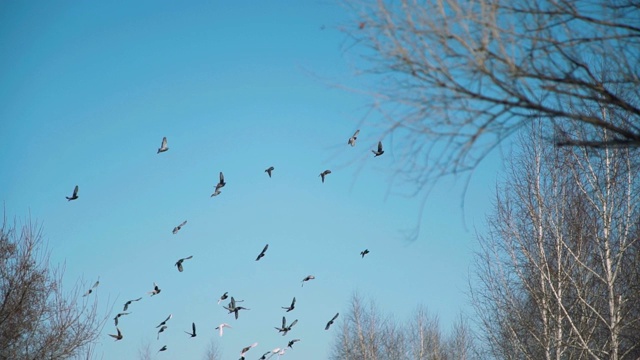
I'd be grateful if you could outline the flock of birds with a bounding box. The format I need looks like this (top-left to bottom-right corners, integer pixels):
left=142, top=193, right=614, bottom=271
left=69, top=129, right=382, bottom=359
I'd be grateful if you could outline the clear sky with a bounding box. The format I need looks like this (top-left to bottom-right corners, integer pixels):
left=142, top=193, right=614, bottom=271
left=0, top=1, right=503, bottom=359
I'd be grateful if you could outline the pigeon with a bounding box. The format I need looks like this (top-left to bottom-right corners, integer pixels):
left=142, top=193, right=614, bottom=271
left=184, top=322, right=196, bottom=337
left=287, top=339, right=300, bottom=348
left=82, top=279, right=100, bottom=297
left=265, top=166, right=274, bottom=178
left=215, top=172, right=226, bottom=191
left=156, top=314, right=172, bottom=328
left=255, top=244, right=269, bottom=261
left=258, top=351, right=270, bottom=360
left=175, top=255, right=193, bottom=272
left=172, top=220, right=187, bottom=234
left=157, top=137, right=169, bottom=153
left=66, top=185, right=79, bottom=201
left=240, top=342, right=258, bottom=357
left=148, top=282, right=161, bottom=296
left=282, top=297, right=296, bottom=312
left=348, top=129, right=360, bottom=146
left=372, top=141, right=384, bottom=156
left=113, top=312, right=130, bottom=326
left=158, top=345, right=167, bottom=353
left=224, top=296, right=250, bottom=319
left=360, top=249, right=370, bottom=258
left=325, top=313, right=339, bottom=330
left=215, top=323, right=232, bottom=337
left=319, top=170, right=331, bottom=183
left=211, top=188, right=222, bottom=197
left=275, top=317, right=298, bottom=336
left=301, top=275, right=315, bottom=287
left=157, top=325, right=168, bottom=340
left=217, top=292, right=228, bottom=304
left=109, top=327, right=123, bottom=341
left=123, top=297, right=142, bottom=311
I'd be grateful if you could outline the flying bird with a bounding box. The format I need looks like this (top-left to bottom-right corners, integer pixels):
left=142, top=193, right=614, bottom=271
left=348, top=129, right=360, bottom=146
left=82, top=279, right=99, bottom=297
left=360, top=249, right=370, bottom=258
left=325, top=313, right=339, bottom=330
left=215, top=172, right=226, bottom=191
left=157, top=325, right=168, bottom=340
left=319, top=170, right=331, bottom=183
left=215, top=323, right=232, bottom=337
left=281, top=297, right=296, bottom=312
left=211, top=188, right=222, bottom=197
left=66, top=185, right=79, bottom=201
left=301, top=275, right=315, bottom=287
left=184, top=322, right=196, bottom=337
left=156, top=314, right=172, bottom=328
left=255, top=244, right=269, bottom=261
left=175, top=255, right=193, bottom=272
left=240, top=342, right=258, bottom=357
left=172, top=220, right=187, bottom=234
left=113, top=312, right=130, bottom=326
left=123, top=297, right=142, bottom=311
left=372, top=141, right=384, bottom=156
left=158, top=345, right=167, bottom=353
left=258, top=351, right=270, bottom=360
left=287, top=339, right=300, bottom=348
left=148, top=282, right=161, bottom=296
left=109, top=327, right=123, bottom=341
left=275, top=316, right=298, bottom=336
left=157, top=137, right=169, bottom=153
left=265, top=166, right=274, bottom=178
left=217, top=292, right=228, bottom=304
left=224, top=297, right=250, bottom=319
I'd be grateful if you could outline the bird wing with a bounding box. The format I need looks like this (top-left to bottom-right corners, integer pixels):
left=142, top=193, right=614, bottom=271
left=291, top=297, right=296, bottom=307
left=353, top=129, right=360, bottom=137
left=377, top=141, right=383, bottom=152
left=192, top=322, right=196, bottom=334
left=290, top=319, right=298, bottom=328
left=262, top=244, right=269, bottom=254
left=177, top=262, right=183, bottom=272
left=161, top=137, right=167, bottom=148
left=180, top=220, right=187, bottom=227
left=282, top=316, right=286, bottom=328
left=219, top=172, right=224, bottom=183
left=73, top=185, right=79, bottom=197
left=332, top=313, right=339, bottom=321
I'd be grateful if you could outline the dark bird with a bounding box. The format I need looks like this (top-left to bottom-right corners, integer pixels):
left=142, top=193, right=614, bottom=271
left=82, top=279, right=100, bottom=297
left=224, top=297, right=250, bottom=319
left=148, top=282, right=161, bottom=296
left=360, top=249, right=370, bottom=258
left=275, top=316, right=298, bottom=336
left=255, top=244, right=269, bottom=261
left=325, top=312, right=339, bottom=330
left=156, top=314, right=172, bottom=328
left=109, top=327, right=123, bottom=341
left=184, top=322, right=196, bottom=337
left=258, top=351, right=270, bottom=360
left=282, top=297, right=296, bottom=312
left=66, top=185, right=79, bottom=201
left=157, top=325, right=168, bottom=340
left=265, top=166, right=274, bottom=178
left=215, top=171, right=226, bottom=191
left=172, top=220, right=187, bottom=234
left=157, top=137, right=169, bottom=153
left=113, top=312, right=130, bottom=326
left=158, top=345, right=167, bottom=353
left=372, top=141, right=384, bottom=156
left=217, top=292, right=228, bottom=304
left=175, top=255, right=193, bottom=272
left=123, top=297, right=142, bottom=311
left=301, top=275, right=315, bottom=287
left=348, top=129, right=360, bottom=147
left=319, top=170, right=331, bottom=183
left=211, top=188, right=222, bottom=197
left=287, top=339, right=300, bottom=348
left=240, top=342, right=258, bottom=357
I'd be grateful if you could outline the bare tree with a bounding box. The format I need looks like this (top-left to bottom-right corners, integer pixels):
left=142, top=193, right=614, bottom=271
left=202, top=338, right=221, bottom=360
left=341, top=0, right=640, bottom=187
left=0, top=215, right=108, bottom=360
left=472, top=121, right=640, bottom=359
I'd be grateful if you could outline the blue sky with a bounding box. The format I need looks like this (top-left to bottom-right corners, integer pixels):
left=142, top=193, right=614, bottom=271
left=0, top=1, right=503, bottom=359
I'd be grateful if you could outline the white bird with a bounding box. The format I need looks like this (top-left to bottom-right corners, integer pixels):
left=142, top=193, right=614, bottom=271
left=348, top=129, right=360, bottom=146
left=157, top=137, right=169, bottom=153
left=215, top=323, right=232, bottom=337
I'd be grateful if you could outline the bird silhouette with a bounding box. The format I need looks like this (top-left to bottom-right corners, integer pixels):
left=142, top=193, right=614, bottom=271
left=215, top=172, right=226, bottom=191
left=325, top=312, right=339, bottom=330
left=348, top=129, right=360, bottom=146
left=82, top=279, right=99, bottom=297
left=319, top=170, right=331, bottom=183
left=240, top=342, right=258, bottom=357
left=123, top=297, right=142, bottom=311
left=258, top=351, right=270, bottom=360
left=301, top=275, right=315, bottom=287
left=66, top=185, right=79, bottom=201
left=184, top=322, right=196, bottom=337
left=372, top=141, right=384, bottom=156
left=224, top=297, right=250, bottom=319
left=265, top=166, right=274, bottom=178
left=109, top=327, right=123, bottom=341
left=158, top=345, right=167, bottom=353
left=215, top=323, right=232, bottom=337
left=148, top=282, right=161, bottom=296
left=287, top=339, right=300, bottom=348
left=217, top=292, right=228, bottom=304
left=156, top=314, right=172, bottom=328
left=175, top=255, right=193, bottom=272
left=172, top=220, right=187, bottom=234
left=113, top=312, right=130, bottom=326
left=275, top=317, right=298, bottom=336
left=360, top=249, right=370, bottom=258
left=282, top=297, right=296, bottom=312
left=255, top=244, right=269, bottom=261
left=157, top=137, right=169, bottom=153
left=157, top=325, right=167, bottom=340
